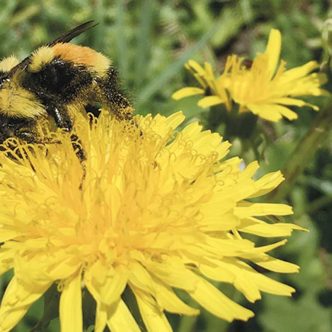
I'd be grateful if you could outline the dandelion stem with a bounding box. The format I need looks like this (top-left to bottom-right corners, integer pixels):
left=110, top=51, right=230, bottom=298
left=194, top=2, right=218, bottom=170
left=270, top=100, right=332, bottom=201
left=177, top=316, right=197, bottom=332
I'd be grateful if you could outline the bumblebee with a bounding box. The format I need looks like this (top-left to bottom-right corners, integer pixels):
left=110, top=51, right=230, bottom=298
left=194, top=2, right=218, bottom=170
left=0, top=21, right=133, bottom=160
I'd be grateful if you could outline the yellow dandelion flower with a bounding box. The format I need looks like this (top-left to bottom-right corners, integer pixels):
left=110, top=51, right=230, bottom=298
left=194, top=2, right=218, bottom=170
left=224, top=29, right=325, bottom=121
left=173, top=29, right=325, bottom=122
left=0, top=112, right=303, bottom=331
left=172, top=60, right=231, bottom=110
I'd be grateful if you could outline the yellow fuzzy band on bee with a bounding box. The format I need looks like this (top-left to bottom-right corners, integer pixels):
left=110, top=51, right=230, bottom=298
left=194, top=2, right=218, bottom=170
left=0, top=83, right=46, bottom=117
left=52, top=43, right=111, bottom=76
left=0, top=56, right=19, bottom=72
left=29, top=46, right=55, bottom=72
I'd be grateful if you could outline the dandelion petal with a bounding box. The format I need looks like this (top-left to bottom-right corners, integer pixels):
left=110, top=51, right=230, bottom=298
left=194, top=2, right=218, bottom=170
left=188, top=273, right=254, bottom=321
left=172, top=87, right=204, bottom=100
left=60, top=273, right=83, bottom=332
left=135, top=290, right=172, bottom=332
left=0, top=277, right=50, bottom=332
left=107, top=300, right=141, bottom=332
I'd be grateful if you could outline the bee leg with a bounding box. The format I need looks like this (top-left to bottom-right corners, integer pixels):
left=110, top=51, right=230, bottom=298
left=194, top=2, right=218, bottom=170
left=48, top=105, right=86, bottom=162
left=69, top=133, right=86, bottom=162
left=0, top=115, right=24, bottom=144
left=48, top=104, right=87, bottom=190
left=0, top=119, right=34, bottom=160
left=15, top=131, right=61, bottom=146
left=15, top=130, right=41, bottom=144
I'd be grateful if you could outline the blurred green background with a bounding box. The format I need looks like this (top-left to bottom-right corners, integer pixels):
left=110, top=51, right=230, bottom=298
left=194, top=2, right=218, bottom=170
left=0, top=0, right=331, bottom=331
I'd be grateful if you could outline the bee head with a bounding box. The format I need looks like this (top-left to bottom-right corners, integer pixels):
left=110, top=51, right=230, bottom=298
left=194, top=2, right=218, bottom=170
left=0, top=68, right=46, bottom=119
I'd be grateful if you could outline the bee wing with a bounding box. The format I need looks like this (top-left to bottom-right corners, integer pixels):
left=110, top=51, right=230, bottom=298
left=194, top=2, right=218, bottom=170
left=47, top=20, right=97, bottom=46
left=7, top=21, right=97, bottom=77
